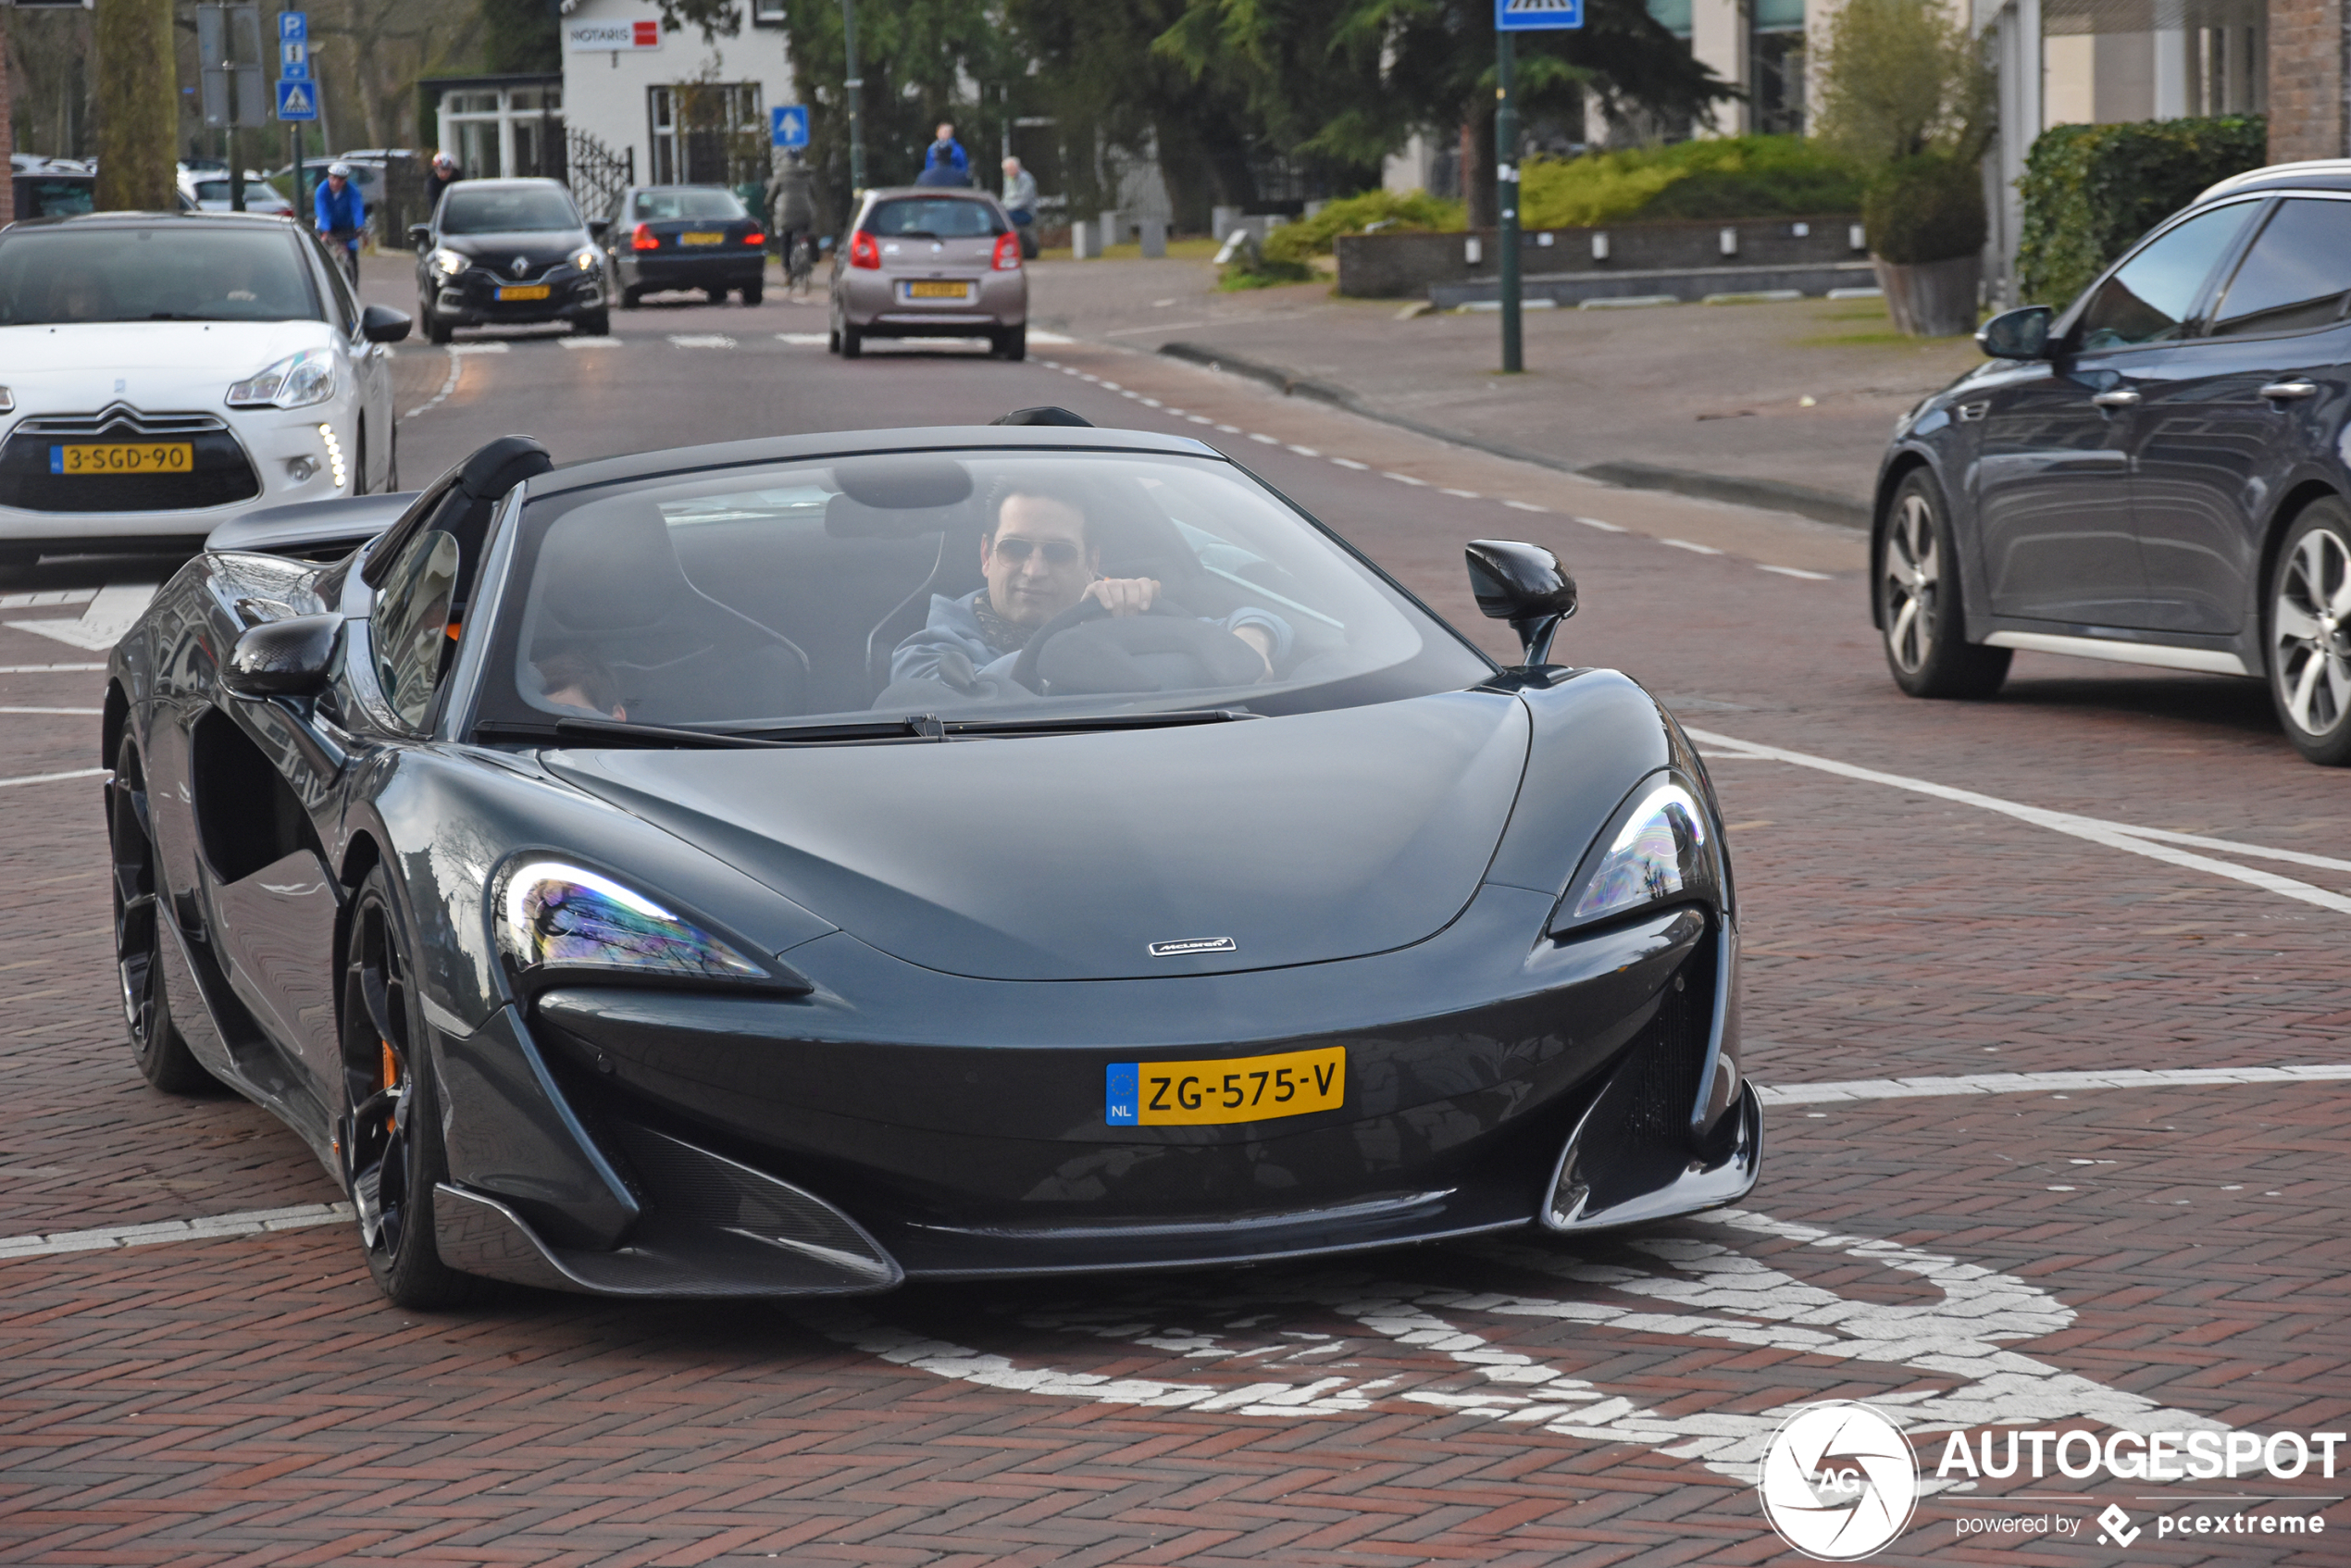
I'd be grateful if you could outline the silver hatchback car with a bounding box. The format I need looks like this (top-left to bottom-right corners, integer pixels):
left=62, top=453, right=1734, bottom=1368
left=829, top=187, right=1027, bottom=360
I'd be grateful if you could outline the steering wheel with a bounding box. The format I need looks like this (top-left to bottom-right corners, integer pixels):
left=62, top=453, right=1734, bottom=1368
left=1012, top=593, right=1246, bottom=694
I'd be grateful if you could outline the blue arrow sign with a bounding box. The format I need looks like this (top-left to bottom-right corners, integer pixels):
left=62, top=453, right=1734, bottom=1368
left=1498, top=0, right=1582, bottom=27
left=276, top=79, right=318, bottom=122
left=770, top=106, right=809, bottom=149
left=280, top=10, right=306, bottom=43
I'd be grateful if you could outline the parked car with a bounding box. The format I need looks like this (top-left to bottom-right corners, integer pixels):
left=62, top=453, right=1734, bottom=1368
left=410, top=178, right=607, bottom=342
left=0, top=210, right=408, bottom=568
left=178, top=168, right=296, bottom=216
left=1875, top=162, right=2351, bottom=765
left=10, top=168, right=94, bottom=220
left=828, top=186, right=1026, bottom=360
left=100, top=420, right=1756, bottom=1307
left=600, top=183, right=767, bottom=307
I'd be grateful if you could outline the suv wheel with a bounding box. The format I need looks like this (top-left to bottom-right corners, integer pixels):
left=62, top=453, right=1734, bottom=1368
left=2268, top=498, right=2351, bottom=765
left=1877, top=468, right=2010, bottom=699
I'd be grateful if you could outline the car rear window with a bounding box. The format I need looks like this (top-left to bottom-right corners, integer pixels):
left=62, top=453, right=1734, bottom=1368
left=0, top=225, right=319, bottom=325
left=17, top=178, right=93, bottom=218
left=632, top=188, right=746, bottom=221
left=865, top=198, right=1004, bottom=239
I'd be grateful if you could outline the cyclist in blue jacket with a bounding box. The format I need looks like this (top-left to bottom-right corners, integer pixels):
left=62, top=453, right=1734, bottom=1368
left=315, top=162, right=365, bottom=281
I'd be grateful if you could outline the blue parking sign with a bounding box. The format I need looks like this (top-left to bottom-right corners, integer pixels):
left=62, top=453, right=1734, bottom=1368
left=280, top=10, right=306, bottom=42
left=1498, top=0, right=1582, bottom=26
left=276, top=79, right=318, bottom=122
left=770, top=106, right=809, bottom=149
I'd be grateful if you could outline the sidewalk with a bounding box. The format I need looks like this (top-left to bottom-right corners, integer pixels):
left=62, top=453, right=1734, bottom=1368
left=1024, top=257, right=1985, bottom=527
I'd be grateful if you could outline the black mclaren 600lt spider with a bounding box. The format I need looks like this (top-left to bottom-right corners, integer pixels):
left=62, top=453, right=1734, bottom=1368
left=103, top=419, right=1760, bottom=1308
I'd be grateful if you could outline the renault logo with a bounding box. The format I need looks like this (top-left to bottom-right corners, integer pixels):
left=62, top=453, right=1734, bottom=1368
left=510, top=255, right=529, bottom=278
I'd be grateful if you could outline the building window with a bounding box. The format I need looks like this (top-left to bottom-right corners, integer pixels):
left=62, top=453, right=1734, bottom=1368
left=648, top=82, right=766, bottom=187
left=438, top=83, right=565, bottom=180
left=1749, top=0, right=1806, bottom=135
left=751, top=0, right=787, bottom=24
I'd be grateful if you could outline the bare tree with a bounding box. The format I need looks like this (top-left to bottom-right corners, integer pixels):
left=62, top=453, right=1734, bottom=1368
left=94, top=0, right=174, bottom=210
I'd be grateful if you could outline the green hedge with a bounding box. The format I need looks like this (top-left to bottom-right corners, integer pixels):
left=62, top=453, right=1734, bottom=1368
left=1520, top=135, right=1869, bottom=230
left=2014, top=115, right=2268, bottom=308
left=1263, top=190, right=1466, bottom=263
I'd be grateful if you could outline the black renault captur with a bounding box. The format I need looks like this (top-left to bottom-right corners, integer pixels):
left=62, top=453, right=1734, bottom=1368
left=411, top=178, right=608, bottom=342
left=1872, top=161, right=2351, bottom=765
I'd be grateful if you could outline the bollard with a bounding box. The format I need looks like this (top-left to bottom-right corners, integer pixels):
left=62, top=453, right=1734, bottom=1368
left=1211, top=205, right=1239, bottom=245
left=1097, top=210, right=1123, bottom=249
left=1137, top=218, right=1166, bottom=258
left=1072, top=218, right=1098, bottom=260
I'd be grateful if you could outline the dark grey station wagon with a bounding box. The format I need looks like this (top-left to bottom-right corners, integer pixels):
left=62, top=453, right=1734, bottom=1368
left=1874, top=160, right=2351, bottom=765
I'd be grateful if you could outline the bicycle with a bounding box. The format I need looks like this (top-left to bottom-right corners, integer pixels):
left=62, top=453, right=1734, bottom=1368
left=323, top=227, right=361, bottom=289
left=785, top=234, right=815, bottom=298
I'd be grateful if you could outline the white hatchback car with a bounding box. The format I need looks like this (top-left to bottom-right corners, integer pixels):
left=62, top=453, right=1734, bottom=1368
left=0, top=211, right=407, bottom=567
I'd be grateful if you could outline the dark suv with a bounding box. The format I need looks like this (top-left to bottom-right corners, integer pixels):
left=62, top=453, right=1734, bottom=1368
left=409, top=178, right=607, bottom=342
left=1874, top=161, right=2351, bottom=764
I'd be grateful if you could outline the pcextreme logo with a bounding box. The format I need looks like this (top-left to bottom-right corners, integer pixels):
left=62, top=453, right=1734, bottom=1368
left=1759, top=1401, right=1921, bottom=1561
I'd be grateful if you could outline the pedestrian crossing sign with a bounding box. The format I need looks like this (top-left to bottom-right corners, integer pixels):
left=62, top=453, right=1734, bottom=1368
left=1498, top=0, right=1583, bottom=26
left=276, top=79, right=318, bottom=121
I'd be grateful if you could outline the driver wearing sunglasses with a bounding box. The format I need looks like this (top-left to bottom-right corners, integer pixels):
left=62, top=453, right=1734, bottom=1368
left=890, top=487, right=1290, bottom=692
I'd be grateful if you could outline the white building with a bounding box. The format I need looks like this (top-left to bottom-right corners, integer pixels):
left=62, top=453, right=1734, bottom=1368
left=554, top=0, right=794, bottom=193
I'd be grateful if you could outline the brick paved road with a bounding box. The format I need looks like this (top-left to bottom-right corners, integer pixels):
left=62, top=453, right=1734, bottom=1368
left=2, top=292, right=2345, bottom=1565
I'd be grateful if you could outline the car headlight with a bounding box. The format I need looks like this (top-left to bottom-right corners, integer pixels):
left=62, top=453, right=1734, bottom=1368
left=493, top=859, right=800, bottom=995
left=226, top=349, right=336, bottom=409
left=1550, top=775, right=1722, bottom=935
left=0, top=387, right=13, bottom=413
left=431, top=247, right=467, bottom=277
left=570, top=245, right=599, bottom=271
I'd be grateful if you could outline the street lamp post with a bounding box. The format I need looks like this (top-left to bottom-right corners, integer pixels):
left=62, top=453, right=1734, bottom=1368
left=840, top=0, right=865, bottom=193
left=1495, top=31, right=1519, bottom=374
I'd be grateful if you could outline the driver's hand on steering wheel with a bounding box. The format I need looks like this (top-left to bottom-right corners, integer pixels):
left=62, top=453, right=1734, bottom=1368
left=1083, top=576, right=1160, bottom=616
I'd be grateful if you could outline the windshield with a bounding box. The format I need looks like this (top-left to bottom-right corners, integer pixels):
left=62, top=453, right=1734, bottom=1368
left=477, top=450, right=1487, bottom=736
left=632, top=187, right=746, bottom=221
left=0, top=226, right=319, bottom=325
left=442, top=187, right=579, bottom=234
left=193, top=180, right=286, bottom=207
left=865, top=198, right=1003, bottom=239
left=18, top=178, right=93, bottom=218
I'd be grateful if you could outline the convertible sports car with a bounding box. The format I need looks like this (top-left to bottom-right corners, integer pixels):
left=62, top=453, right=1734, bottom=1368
left=104, top=419, right=1760, bottom=1308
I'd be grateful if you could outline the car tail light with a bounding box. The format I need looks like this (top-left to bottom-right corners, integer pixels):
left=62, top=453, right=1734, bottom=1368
left=992, top=231, right=1022, bottom=270
left=744, top=229, right=766, bottom=246
left=850, top=230, right=881, bottom=269
left=630, top=224, right=659, bottom=252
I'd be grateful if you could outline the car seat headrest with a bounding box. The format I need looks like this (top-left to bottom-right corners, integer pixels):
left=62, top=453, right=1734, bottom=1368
left=835, top=454, right=971, bottom=510
left=992, top=406, right=1092, bottom=427
left=539, top=503, right=688, bottom=631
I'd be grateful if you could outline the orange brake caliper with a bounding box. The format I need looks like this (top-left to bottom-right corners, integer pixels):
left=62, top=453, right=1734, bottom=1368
left=380, top=1040, right=400, bottom=1132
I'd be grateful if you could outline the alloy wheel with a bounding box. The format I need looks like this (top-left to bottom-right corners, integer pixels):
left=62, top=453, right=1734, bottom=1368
left=341, top=895, right=418, bottom=1259
left=2273, top=525, right=2351, bottom=737
left=107, top=757, right=164, bottom=1058
left=1883, top=492, right=1940, bottom=674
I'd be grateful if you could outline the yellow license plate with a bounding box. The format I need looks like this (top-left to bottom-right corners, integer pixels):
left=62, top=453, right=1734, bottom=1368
left=906, top=280, right=970, bottom=300
left=680, top=231, right=725, bottom=246
left=1106, top=1046, right=1344, bottom=1126
left=496, top=284, right=551, bottom=301
left=50, top=442, right=192, bottom=476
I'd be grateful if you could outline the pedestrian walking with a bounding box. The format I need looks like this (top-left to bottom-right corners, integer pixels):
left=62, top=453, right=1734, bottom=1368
left=918, top=122, right=970, bottom=188
left=1001, top=156, right=1039, bottom=258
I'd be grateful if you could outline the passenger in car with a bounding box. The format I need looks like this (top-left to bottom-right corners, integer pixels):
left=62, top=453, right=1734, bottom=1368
left=534, top=648, right=628, bottom=720
left=889, top=486, right=1291, bottom=691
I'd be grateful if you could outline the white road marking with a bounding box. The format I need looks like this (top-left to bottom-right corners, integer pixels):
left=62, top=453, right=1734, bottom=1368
left=1028, top=330, right=1076, bottom=344
left=774, top=332, right=830, bottom=345
left=802, top=1206, right=2226, bottom=1485
left=1286, top=444, right=1319, bottom=457
left=1380, top=471, right=1428, bottom=486
left=404, top=346, right=464, bottom=417
left=0, top=1203, right=353, bottom=1261
left=0, top=663, right=106, bottom=673
left=1188, top=415, right=1213, bottom=425
left=1661, top=538, right=1723, bottom=555
left=667, top=334, right=737, bottom=349
left=0, top=767, right=106, bottom=789
left=0, top=589, right=96, bottom=610
left=0, top=706, right=102, bottom=715
left=446, top=342, right=510, bottom=354
left=1504, top=499, right=1548, bottom=513
left=1764, top=1064, right=2351, bottom=1105
left=557, top=336, right=622, bottom=350
left=6, top=583, right=157, bottom=651
left=1574, top=515, right=1627, bottom=532
left=1248, top=431, right=1279, bottom=444
left=1759, top=565, right=1833, bottom=580
left=1330, top=456, right=1368, bottom=470
left=1441, top=488, right=1480, bottom=499
left=1689, top=728, right=2351, bottom=915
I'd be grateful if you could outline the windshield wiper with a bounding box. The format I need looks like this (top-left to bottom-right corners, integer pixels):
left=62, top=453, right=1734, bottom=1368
left=474, top=715, right=949, bottom=749
left=939, top=709, right=1260, bottom=737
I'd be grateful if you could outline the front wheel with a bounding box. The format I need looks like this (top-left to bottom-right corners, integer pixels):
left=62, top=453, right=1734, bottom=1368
left=2268, top=498, right=2351, bottom=765
left=110, top=738, right=213, bottom=1095
left=576, top=310, right=611, bottom=337
left=340, top=866, right=486, bottom=1308
left=1877, top=469, right=2009, bottom=699
left=421, top=303, right=452, bottom=345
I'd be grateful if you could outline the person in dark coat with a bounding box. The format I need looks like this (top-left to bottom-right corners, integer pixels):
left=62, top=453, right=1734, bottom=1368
left=424, top=151, right=461, bottom=215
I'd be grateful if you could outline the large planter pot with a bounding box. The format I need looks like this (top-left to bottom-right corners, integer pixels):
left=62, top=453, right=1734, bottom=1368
left=1873, top=253, right=1981, bottom=337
